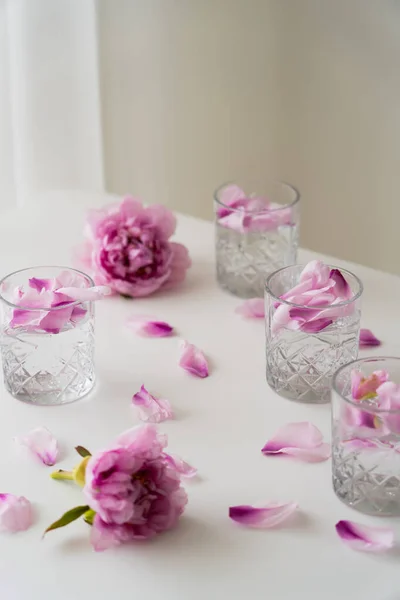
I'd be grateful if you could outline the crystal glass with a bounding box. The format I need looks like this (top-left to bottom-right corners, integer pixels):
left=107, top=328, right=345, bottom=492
left=214, top=180, right=300, bottom=298
left=0, top=267, right=95, bottom=405
left=332, top=357, right=400, bottom=516
left=265, top=264, right=362, bottom=403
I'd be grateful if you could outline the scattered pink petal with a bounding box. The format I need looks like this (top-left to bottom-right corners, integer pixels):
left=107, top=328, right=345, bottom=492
left=132, top=385, right=173, bottom=423
left=359, top=329, right=382, bottom=348
left=127, top=316, right=174, bottom=337
left=15, top=426, right=58, bottom=466
left=229, top=502, right=297, bottom=528
left=235, top=298, right=265, bottom=319
left=164, top=453, right=197, bottom=478
left=179, top=341, right=209, bottom=378
left=261, top=422, right=331, bottom=462
left=56, top=286, right=111, bottom=301
left=0, top=494, right=33, bottom=532
left=335, top=520, right=394, bottom=552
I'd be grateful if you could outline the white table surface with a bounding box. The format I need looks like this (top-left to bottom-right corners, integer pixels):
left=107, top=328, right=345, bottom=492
left=0, top=194, right=400, bottom=600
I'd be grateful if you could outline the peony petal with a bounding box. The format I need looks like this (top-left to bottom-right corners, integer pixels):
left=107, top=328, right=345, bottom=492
left=14, top=426, right=58, bottom=466
left=38, top=305, right=74, bottom=334
left=299, top=260, right=331, bottom=286
left=164, top=453, right=197, bottom=478
left=132, top=385, right=173, bottom=423
left=261, top=422, right=331, bottom=462
left=127, top=316, right=174, bottom=337
left=229, top=502, right=297, bottom=528
left=335, top=520, right=394, bottom=552
left=216, top=185, right=247, bottom=218
left=359, top=328, right=382, bottom=348
left=299, top=317, right=333, bottom=333
left=56, top=286, right=111, bottom=302
left=0, top=494, right=33, bottom=532
left=351, top=369, right=389, bottom=400
left=179, top=341, right=209, bottom=378
left=218, top=211, right=251, bottom=233
left=235, top=298, right=265, bottom=319
left=29, top=277, right=54, bottom=292
left=145, top=204, right=177, bottom=240
left=329, top=268, right=351, bottom=299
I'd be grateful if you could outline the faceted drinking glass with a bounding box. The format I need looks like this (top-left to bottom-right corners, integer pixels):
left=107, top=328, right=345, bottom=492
left=0, top=267, right=95, bottom=405
left=214, top=180, right=300, bottom=298
left=265, top=264, right=362, bottom=403
left=332, top=357, right=400, bottom=516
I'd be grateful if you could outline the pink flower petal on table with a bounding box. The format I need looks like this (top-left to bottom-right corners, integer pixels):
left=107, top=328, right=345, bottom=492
left=0, top=494, right=33, bottom=532
left=164, top=453, right=198, bottom=478
left=15, top=426, right=58, bottom=466
left=179, top=341, right=209, bottom=378
left=56, top=286, right=111, bottom=301
left=127, top=316, right=174, bottom=337
left=359, top=329, right=382, bottom=348
left=262, top=422, right=331, bottom=462
left=235, top=298, right=265, bottom=319
left=132, top=385, right=173, bottom=423
left=335, top=520, right=394, bottom=552
left=229, top=502, right=297, bottom=528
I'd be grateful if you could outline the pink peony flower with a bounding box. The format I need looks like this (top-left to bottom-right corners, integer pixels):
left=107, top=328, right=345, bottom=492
left=76, top=197, right=191, bottom=298
left=83, top=425, right=188, bottom=551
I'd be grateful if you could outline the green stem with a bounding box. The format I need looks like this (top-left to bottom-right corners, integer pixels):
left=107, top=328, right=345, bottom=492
left=51, top=469, right=74, bottom=481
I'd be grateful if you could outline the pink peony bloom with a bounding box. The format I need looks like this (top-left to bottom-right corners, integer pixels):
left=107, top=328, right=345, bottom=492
left=76, top=197, right=191, bottom=298
left=83, top=424, right=188, bottom=551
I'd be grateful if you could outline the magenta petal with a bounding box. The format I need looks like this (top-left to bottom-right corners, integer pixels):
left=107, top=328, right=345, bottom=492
left=15, top=426, right=58, bottom=466
left=235, top=299, right=265, bottom=319
left=179, top=341, right=209, bottom=378
left=335, top=520, right=394, bottom=552
left=164, top=453, right=197, bottom=478
left=262, top=422, right=331, bottom=462
left=359, top=328, right=382, bottom=348
left=329, top=268, right=351, bottom=298
left=0, top=494, right=33, bottom=532
left=127, top=316, right=174, bottom=337
left=39, top=305, right=73, bottom=334
left=29, top=277, right=54, bottom=292
left=229, top=502, right=297, bottom=528
left=132, top=385, right=173, bottom=423
left=56, top=286, right=111, bottom=301
left=300, top=318, right=333, bottom=333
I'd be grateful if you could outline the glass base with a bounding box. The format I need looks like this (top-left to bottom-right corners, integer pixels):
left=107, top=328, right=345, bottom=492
left=266, top=371, right=330, bottom=404
left=332, top=440, right=400, bottom=516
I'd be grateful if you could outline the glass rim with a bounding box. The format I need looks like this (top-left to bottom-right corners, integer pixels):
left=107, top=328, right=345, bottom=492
left=332, top=356, right=400, bottom=414
left=213, top=180, right=300, bottom=214
left=0, top=266, right=95, bottom=311
left=265, top=263, right=363, bottom=310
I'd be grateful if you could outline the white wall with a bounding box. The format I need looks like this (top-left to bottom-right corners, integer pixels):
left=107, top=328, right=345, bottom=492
left=98, top=1, right=400, bottom=275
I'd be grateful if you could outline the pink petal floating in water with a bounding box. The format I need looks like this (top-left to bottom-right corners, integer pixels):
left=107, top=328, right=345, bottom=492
left=351, top=369, right=389, bottom=400
left=359, top=329, right=382, bottom=348
left=28, top=277, right=54, bottom=292
left=15, top=426, right=59, bottom=466
left=132, top=385, right=173, bottom=423
left=335, top=520, right=394, bottom=552
left=127, top=316, right=174, bottom=337
left=164, top=453, right=197, bottom=478
left=179, top=341, right=209, bottom=378
left=261, top=422, right=331, bottom=462
left=229, top=502, right=297, bottom=528
left=0, top=494, right=33, bottom=533
left=235, top=299, right=265, bottom=319
left=329, top=268, right=351, bottom=299
left=299, top=260, right=331, bottom=286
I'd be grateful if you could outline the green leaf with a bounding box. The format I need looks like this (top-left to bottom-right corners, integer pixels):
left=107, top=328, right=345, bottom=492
left=83, top=509, right=96, bottom=526
left=75, top=445, right=92, bottom=458
left=44, top=505, right=90, bottom=536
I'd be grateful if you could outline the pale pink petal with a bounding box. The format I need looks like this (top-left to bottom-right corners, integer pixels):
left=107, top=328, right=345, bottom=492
left=376, top=381, right=400, bottom=410
left=218, top=211, right=250, bottom=233
left=299, top=260, right=331, bottom=286
left=164, top=453, right=197, bottom=478
left=335, top=520, right=394, bottom=552
left=132, top=385, right=173, bottom=423
left=179, top=341, right=209, bottom=378
left=38, top=305, right=74, bottom=334
left=0, top=494, right=33, bottom=532
left=217, top=185, right=247, bottom=218
left=28, top=277, right=54, bottom=292
left=359, top=329, right=382, bottom=348
left=15, top=426, right=58, bottom=466
left=235, top=298, right=265, bottom=319
left=91, top=515, right=122, bottom=552
left=145, top=204, right=177, bottom=240
left=229, top=502, right=297, bottom=528
left=246, top=213, right=278, bottom=232
left=351, top=369, right=389, bottom=400
left=127, top=316, right=174, bottom=337
left=56, top=286, right=111, bottom=302
left=261, top=422, right=331, bottom=462
left=271, top=304, right=300, bottom=335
